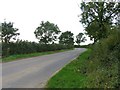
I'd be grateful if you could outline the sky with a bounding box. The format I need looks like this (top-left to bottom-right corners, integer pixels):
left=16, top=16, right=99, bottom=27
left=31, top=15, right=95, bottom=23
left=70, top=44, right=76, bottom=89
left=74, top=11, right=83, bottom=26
left=0, top=0, right=93, bottom=45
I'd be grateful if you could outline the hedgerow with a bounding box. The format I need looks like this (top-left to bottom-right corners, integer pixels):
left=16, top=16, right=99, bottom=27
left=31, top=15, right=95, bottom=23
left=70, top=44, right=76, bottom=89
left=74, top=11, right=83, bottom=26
left=80, top=29, right=120, bottom=88
left=2, top=40, right=74, bottom=57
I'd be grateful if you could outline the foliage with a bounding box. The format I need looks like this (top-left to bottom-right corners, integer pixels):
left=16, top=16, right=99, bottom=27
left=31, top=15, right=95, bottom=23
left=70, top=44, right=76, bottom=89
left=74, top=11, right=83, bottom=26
left=76, top=33, right=86, bottom=45
left=0, top=42, right=1, bottom=56
left=1, top=21, right=75, bottom=57
left=59, top=31, right=74, bottom=46
left=1, top=21, right=20, bottom=44
left=34, top=21, right=61, bottom=44
left=80, top=2, right=120, bottom=42
left=3, top=49, right=72, bottom=62
left=115, top=13, right=120, bottom=30
left=47, top=29, right=120, bottom=88
left=0, top=20, right=1, bottom=43
left=2, top=40, right=73, bottom=57
left=74, top=44, right=93, bottom=48
left=83, top=30, right=120, bottom=88
left=1, top=21, right=20, bottom=56
left=91, top=29, right=120, bottom=67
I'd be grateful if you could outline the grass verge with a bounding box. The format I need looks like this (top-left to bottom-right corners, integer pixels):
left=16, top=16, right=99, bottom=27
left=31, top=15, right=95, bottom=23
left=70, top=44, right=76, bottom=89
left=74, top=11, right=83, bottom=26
left=46, top=49, right=91, bottom=88
left=2, top=49, right=73, bottom=63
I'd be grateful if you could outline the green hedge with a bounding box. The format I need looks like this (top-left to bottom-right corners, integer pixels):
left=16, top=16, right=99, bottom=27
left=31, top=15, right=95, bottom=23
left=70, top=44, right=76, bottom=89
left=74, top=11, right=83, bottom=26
left=74, top=44, right=93, bottom=48
left=83, top=29, right=120, bottom=88
left=91, top=30, right=120, bottom=66
left=2, top=40, right=74, bottom=57
left=0, top=43, right=1, bottom=56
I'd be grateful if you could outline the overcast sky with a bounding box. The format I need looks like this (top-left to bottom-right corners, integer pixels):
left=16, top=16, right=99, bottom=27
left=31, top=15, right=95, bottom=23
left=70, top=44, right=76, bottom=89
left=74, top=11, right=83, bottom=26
left=0, top=0, right=93, bottom=45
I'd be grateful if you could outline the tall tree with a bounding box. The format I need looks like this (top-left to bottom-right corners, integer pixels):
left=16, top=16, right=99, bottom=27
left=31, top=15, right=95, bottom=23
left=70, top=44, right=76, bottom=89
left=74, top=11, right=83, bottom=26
left=0, top=24, right=2, bottom=42
left=85, top=20, right=101, bottom=43
left=34, top=21, right=61, bottom=44
left=115, top=13, right=120, bottom=29
left=76, top=33, right=86, bottom=45
left=59, top=31, right=74, bottom=45
left=80, top=2, right=120, bottom=43
left=1, top=21, right=20, bottom=57
left=1, top=21, right=20, bottom=44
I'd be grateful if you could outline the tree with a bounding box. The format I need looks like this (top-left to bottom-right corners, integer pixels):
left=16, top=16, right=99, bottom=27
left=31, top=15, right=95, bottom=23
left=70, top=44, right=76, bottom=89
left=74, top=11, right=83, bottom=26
left=115, top=13, right=120, bottom=30
left=34, top=21, right=61, bottom=44
left=59, top=31, right=74, bottom=45
left=76, top=33, right=86, bottom=45
left=85, top=21, right=101, bottom=43
left=1, top=21, right=20, bottom=57
left=1, top=21, right=20, bottom=44
left=80, top=2, right=120, bottom=43
left=0, top=24, right=2, bottom=42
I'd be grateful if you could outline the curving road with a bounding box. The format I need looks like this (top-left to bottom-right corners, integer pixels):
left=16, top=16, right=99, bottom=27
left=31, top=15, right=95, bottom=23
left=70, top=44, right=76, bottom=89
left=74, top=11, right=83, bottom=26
left=2, top=48, right=86, bottom=88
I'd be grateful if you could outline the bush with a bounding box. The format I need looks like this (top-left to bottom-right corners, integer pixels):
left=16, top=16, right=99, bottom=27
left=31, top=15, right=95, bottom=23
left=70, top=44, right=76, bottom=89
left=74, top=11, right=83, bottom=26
left=0, top=42, right=2, bottom=56
left=2, top=40, right=73, bottom=57
left=92, top=30, right=120, bottom=66
left=74, top=44, right=93, bottom=48
left=84, top=29, right=120, bottom=88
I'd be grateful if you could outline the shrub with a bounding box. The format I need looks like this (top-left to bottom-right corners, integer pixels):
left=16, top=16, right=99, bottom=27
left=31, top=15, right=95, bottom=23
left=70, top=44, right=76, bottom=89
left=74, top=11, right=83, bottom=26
left=92, top=30, right=120, bottom=67
left=79, top=29, right=120, bottom=88
left=2, top=40, right=73, bottom=57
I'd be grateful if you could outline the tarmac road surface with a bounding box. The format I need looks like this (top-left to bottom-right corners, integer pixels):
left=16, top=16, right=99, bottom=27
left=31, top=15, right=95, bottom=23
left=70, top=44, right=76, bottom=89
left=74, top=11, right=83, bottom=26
left=2, top=48, right=86, bottom=88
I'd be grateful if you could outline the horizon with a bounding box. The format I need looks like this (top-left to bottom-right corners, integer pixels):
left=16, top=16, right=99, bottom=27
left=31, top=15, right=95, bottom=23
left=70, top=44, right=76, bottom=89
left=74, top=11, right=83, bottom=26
left=0, top=0, right=94, bottom=45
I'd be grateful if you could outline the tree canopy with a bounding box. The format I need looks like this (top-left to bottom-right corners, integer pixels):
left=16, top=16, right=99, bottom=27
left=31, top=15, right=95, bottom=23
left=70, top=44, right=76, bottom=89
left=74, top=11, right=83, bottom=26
left=59, top=31, right=74, bottom=45
left=34, top=21, right=61, bottom=44
left=80, top=2, right=120, bottom=42
left=76, top=33, right=86, bottom=45
left=1, top=21, right=20, bottom=44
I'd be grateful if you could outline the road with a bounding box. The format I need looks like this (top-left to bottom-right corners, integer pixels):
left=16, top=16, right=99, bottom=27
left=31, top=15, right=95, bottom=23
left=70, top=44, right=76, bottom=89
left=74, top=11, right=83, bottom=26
left=2, top=48, right=86, bottom=88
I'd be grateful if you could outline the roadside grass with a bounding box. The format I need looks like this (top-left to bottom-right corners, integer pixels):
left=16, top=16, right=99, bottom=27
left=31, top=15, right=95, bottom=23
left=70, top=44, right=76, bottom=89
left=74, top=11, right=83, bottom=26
left=46, top=48, right=119, bottom=88
left=2, top=49, right=73, bottom=63
left=0, top=58, right=1, bottom=63
left=46, top=49, right=91, bottom=88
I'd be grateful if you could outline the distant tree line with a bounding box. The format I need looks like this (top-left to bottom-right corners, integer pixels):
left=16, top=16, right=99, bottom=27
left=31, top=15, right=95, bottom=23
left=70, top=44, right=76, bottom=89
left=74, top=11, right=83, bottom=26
left=1, top=21, right=85, bottom=57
